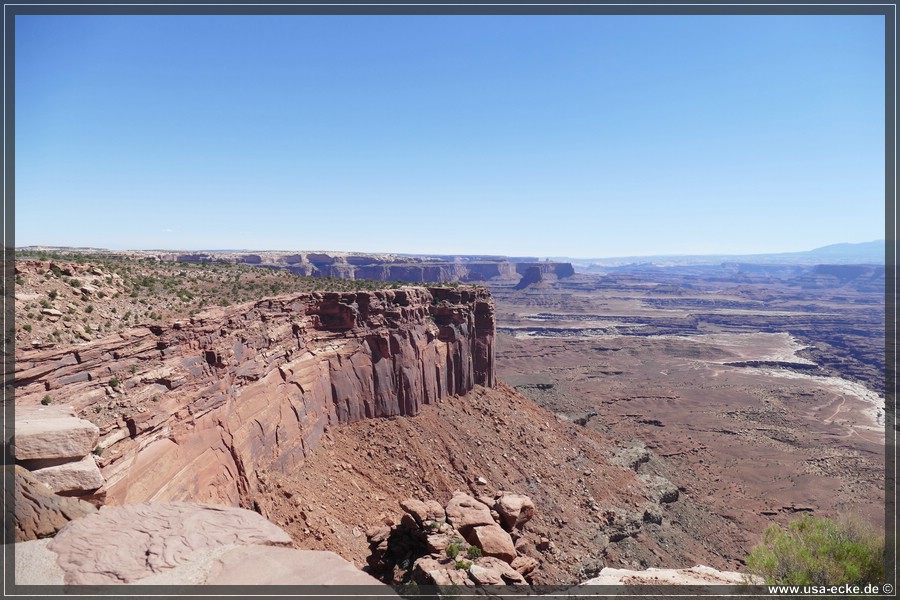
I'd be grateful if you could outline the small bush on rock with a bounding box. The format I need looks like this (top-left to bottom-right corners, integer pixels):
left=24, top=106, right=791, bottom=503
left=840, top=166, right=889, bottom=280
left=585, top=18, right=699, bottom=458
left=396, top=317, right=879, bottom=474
left=446, top=543, right=461, bottom=559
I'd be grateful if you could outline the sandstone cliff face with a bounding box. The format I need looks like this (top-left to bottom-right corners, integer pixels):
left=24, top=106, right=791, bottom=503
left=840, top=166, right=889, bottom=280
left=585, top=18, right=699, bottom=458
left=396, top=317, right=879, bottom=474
left=144, top=250, right=574, bottom=285
left=15, top=287, right=495, bottom=512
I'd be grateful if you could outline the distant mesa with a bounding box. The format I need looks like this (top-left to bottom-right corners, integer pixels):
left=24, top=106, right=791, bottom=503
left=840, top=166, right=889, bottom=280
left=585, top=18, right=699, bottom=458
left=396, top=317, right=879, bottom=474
left=96, top=249, right=578, bottom=286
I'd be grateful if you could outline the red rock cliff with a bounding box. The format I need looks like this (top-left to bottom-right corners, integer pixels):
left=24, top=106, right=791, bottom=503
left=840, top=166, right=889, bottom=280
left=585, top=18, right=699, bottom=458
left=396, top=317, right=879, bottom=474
left=15, top=287, right=495, bottom=512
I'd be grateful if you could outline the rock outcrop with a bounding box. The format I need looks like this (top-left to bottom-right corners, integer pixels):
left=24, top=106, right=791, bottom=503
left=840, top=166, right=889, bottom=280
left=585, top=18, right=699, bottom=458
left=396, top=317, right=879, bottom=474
left=120, top=249, right=575, bottom=285
left=582, top=565, right=762, bottom=585
left=366, top=491, right=538, bottom=587
left=14, top=466, right=98, bottom=542
left=12, top=405, right=105, bottom=538
left=15, top=502, right=391, bottom=588
left=14, top=287, right=496, bottom=513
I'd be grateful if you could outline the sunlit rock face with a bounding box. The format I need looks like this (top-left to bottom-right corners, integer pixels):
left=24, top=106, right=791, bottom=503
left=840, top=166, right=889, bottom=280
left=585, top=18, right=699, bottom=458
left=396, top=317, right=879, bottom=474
left=15, top=287, right=496, bottom=511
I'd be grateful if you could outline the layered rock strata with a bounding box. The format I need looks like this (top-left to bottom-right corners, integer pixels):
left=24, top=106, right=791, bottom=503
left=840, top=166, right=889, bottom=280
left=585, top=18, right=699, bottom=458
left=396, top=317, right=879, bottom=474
left=14, top=287, right=495, bottom=512
left=14, top=466, right=98, bottom=542
left=12, top=405, right=106, bottom=540
left=121, top=250, right=575, bottom=284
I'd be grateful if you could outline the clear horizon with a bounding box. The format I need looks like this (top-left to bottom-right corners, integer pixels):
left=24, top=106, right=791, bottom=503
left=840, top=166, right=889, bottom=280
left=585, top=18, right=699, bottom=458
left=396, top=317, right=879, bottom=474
left=16, top=15, right=885, bottom=257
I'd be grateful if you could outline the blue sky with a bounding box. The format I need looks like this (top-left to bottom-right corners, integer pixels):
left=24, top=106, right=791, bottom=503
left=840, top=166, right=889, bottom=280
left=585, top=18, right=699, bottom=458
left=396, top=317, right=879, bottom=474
left=15, top=15, right=885, bottom=258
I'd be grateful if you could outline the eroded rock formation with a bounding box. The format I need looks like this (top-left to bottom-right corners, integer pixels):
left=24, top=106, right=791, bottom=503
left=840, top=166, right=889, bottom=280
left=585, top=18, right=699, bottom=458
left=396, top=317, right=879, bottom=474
left=126, top=250, right=575, bottom=285
left=366, top=491, right=539, bottom=586
left=14, top=287, right=495, bottom=513
left=15, top=502, right=390, bottom=587
left=12, top=405, right=106, bottom=540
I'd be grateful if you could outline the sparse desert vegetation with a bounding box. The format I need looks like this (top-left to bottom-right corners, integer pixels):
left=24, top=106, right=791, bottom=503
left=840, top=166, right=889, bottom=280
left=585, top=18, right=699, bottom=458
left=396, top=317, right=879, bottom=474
left=746, top=514, right=884, bottom=586
left=14, top=249, right=459, bottom=348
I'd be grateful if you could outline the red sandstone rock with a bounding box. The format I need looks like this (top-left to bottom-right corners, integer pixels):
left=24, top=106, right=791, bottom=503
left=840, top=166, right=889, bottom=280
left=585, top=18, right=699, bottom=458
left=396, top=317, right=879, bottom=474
left=196, top=546, right=387, bottom=586
left=475, top=556, right=527, bottom=584
left=467, top=523, right=517, bottom=563
left=14, top=406, right=100, bottom=462
left=445, top=491, right=494, bottom=532
left=14, top=288, right=496, bottom=510
left=511, top=555, right=539, bottom=577
left=47, top=502, right=294, bottom=584
left=400, top=498, right=446, bottom=525
left=29, top=454, right=104, bottom=494
left=14, top=466, right=97, bottom=542
left=494, top=493, right=535, bottom=530
left=468, top=562, right=504, bottom=584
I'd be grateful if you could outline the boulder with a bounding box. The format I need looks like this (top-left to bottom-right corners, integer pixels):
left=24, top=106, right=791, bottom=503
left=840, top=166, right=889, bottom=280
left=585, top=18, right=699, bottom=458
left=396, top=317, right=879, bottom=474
left=366, top=525, right=391, bottom=544
left=29, top=454, right=104, bottom=494
left=150, top=546, right=388, bottom=586
left=18, top=504, right=393, bottom=588
left=413, top=556, right=464, bottom=586
left=425, top=533, right=452, bottom=554
left=613, top=440, right=651, bottom=472
left=423, top=499, right=446, bottom=522
left=47, top=502, right=294, bottom=584
left=14, top=465, right=97, bottom=542
left=511, top=555, right=539, bottom=577
left=494, top=493, right=535, bottom=530
left=399, top=498, right=445, bottom=524
left=445, top=491, right=493, bottom=532
left=640, top=474, right=680, bottom=504
left=468, top=563, right=504, bottom=585
left=467, top=523, right=516, bottom=563
left=476, top=556, right=527, bottom=584
left=14, top=407, right=100, bottom=461
left=399, top=498, right=430, bottom=525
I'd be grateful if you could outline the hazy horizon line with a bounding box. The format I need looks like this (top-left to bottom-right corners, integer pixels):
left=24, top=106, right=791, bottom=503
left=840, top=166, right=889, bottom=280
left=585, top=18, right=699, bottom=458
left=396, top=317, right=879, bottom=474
left=14, top=239, right=885, bottom=262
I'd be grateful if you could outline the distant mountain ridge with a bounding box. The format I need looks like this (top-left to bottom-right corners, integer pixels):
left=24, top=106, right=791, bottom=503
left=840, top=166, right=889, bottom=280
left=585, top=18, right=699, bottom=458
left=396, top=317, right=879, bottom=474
left=552, top=240, right=886, bottom=268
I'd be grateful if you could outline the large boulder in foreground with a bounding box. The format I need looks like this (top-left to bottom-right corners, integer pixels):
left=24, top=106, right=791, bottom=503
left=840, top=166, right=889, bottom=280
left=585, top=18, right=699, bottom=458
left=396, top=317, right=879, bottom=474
left=14, top=466, right=97, bottom=542
left=46, top=502, right=292, bottom=585
left=14, top=406, right=99, bottom=462
left=29, top=454, right=104, bottom=494
left=18, top=502, right=389, bottom=587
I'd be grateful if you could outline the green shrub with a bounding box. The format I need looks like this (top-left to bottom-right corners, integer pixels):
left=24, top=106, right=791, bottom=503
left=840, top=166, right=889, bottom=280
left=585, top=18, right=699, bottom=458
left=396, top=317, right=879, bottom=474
left=48, top=290, right=58, bottom=300
left=22, top=324, right=32, bottom=332
left=746, top=515, right=884, bottom=586
left=466, top=545, right=483, bottom=559
left=41, top=395, right=51, bottom=405
left=109, top=377, right=120, bottom=389
left=445, top=543, right=461, bottom=559
left=86, top=304, right=94, bottom=313
left=69, top=278, right=82, bottom=288
left=454, top=560, right=472, bottom=570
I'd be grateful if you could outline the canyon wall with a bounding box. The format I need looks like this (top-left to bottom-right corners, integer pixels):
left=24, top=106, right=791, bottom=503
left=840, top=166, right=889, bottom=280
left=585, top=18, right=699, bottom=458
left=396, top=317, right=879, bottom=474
left=139, top=251, right=573, bottom=285
left=14, top=287, right=495, bottom=513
